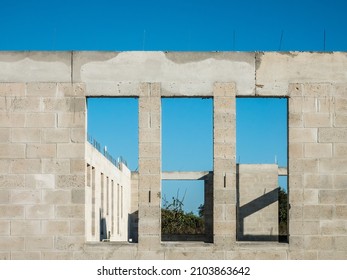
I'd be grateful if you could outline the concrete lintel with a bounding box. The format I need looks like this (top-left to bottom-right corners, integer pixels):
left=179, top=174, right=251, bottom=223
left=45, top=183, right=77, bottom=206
left=278, top=167, right=288, bottom=176
left=162, top=171, right=212, bottom=180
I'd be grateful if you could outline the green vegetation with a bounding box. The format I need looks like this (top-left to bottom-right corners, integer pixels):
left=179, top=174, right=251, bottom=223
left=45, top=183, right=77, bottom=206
left=279, top=188, right=288, bottom=237
left=161, top=192, right=204, bottom=235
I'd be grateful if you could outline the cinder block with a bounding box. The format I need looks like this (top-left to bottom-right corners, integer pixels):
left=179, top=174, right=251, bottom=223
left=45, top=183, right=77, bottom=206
left=214, top=158, right=233, bottom=171
left=0, top=190, right=9, bottom=203
left=54, top=236, right=84, bottom=251
left=334, top=175, right=347, bottom=189
left=319, top=159, right=347, bottom=173
left=57, top=174, right=84, bottom=188
left=139, top=128, right=161, bottom=143
left=26, top=83, right=57, bottom=97
left=138, top=143, right=160, bottom=158
left=55, top=205, right=84, bottom=219
left=11, top=220, right=41, bottom=235
left=26, top=144, right=56, bottom=158
left=70, top=159, right=85, bottom=174
left=289, top=143, right=304, bottom=158
left=10, top=159, right=41, bottom=174
left=0, top=175, right=25, bottom=188
left=321, top=220, right=347, bottom=235
left=71, top=128, right=85, bottom=143
left=319, top=128, right=347, bottom=143
left=26, top=205, right=54, bottom=219
left=303, top=174, right=333, bottom=189
left=41, top=251, right=73, bottom=260
left=0, top=113, right=25, bottom=127
left=11, top=251, right=41, bottom=260
left=70, top=219, right=84, bottom=235
left=42, top=220, right=70, bottom=235
left=214, top=143, right=234, bottom=158
left=42, top=159, right=70, bottom=174
left=138, top=235, right=160, bottom=250
left=318, top=251, right=347, bottom=260
left=41, top=128, right=70, bottom=143
left=0, top=83, right=25, bottom=96
left=334, top=98, right=347, bottom=112
left=26, top=236, right=54, bottom=250
left=26, top=113, right=56, bottom=128
left=42, top=190, right=71, bottom=204
left=0, top=252, right=10, bottom=260
left=72, top=189, right=85, bottom=204
left=334, top=237, right=347, bottom=251
left=302, top=221, right=320, bottom=235
left=213, top=82, right=236, bottom=97
left=6, top=97, right=41, bottom=112
left=289, top=128, right=317, bottom=143
left=214, top=128, right=235, bottom=143
left=334, top=114, right=347, bottom=127
left=25, top=174, right=55, bottom=189
left=10, top=190, right=41, bottom=204
left=214, top=97, right=234, bottom=112
left=304, top=113, right=331, bottom=128
left=303, top=190, right=319, bottom=204
left=0, top=144, right=25, bottom=158
left=57, top=83, right=85, bottom=97
left=303, top=83, right=331, bottom=97
left=289, top=113, right=303, bottom=127
left=57, top=143, right=84, bottom=158
left=12, top=128, right=41, bottom=143
left=336, top=206, right=347, bottom=219
left=319, top=190, right=336, bottom=204
left=0, top=160, right=9, bottom=173
left=289, top=158, right=318, bottom=173
left=304, top=236, right=334, bottom=250
left=0, top=205, right=24, bottom=219
left=334, top=143, right=347, bottom=158
left=0, top=237, right=24, bottom=250
left=0, top=128, right=10, bottom=142
left=0, top=221, right=10, bottom=235
left=138, top=158, right=160, bottom=174
left=57, top=112, right=85, bottom=128
left=42, top=97, right=83, bottom=112
left=213, top=113, right=235, bottom=128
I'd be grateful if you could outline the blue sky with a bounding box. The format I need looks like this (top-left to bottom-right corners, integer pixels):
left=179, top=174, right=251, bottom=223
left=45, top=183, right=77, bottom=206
left=2, top=0, right=346, bottom=213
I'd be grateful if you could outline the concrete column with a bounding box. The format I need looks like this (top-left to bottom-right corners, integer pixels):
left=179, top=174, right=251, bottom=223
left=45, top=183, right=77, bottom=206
left=138, top=83, right=161, bottom=250
left=213, top=82, right=236, bottom=247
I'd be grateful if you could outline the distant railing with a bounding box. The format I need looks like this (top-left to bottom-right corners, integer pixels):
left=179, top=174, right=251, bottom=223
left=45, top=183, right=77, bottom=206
left=87, top=134, right=128, bottom=169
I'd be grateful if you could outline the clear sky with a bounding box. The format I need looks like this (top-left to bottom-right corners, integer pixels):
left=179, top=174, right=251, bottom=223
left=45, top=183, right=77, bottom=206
left=2, top=0, right=346, bottom=213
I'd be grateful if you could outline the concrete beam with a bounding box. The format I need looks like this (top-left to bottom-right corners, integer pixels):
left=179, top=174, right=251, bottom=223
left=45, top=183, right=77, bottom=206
left=162, top=171, right=212, bottom=180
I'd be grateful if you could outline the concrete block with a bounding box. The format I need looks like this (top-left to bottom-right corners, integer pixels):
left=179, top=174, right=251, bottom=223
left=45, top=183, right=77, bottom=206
left=334, top=143, right=347, bottom=158
left=71, top=128, right=85, bottom=143
left=334, top=114, right=347, bottom=127
left=303, top=83, right=332, bottom=97
left=318, top=251, right=347, bottom=260
left=26, top=83, right=57, bottom=96
left=11, top=220, right=41, bottom=235
left=0, top=221, right=10, bottom=235
left=55, top=205, right=84, bottom=219
left=334, top=175, right=347, bottom=189
left=0, top=160, right=9, bottom=173
left=213, top=113, right=235, bottom=128
left=0, top=128, right=10, bottom=142
left=214, top=96, right=234, bottom=112
left=57, top=174, right=84, bottom=188
left=288, top=251, right=318, bottom=260
left=288, top=235, right=304, bottom=249
left=138, top=235, right=160, bottom=250
left=214, top=127, right=235, bottom=143
left=72, top=189, right=85, bottom=204
left=70, top=159, right=85, bottom=174
left=138, top=143, right=160, bottom=158
left=42, top=128, right=70, bottom=143
left=289, top=158, right=318, bottom=173
left=289, top=128, right=317, bottom=143
left=11, top=190, right=41, bottom=204
left=26, top=205, right=54, bottom=219
left=139, top=128, right=161, bottom=143
left=0, top=83, right=25, bottom=96
left=0, top=144, right=26, bottom=159
left=0, top=252, right=10, bottom=260
left=42, top=97, right=85, bottom=112
left=289, top=113, right=303, bottom=127
left=289, top=189, right=303, bottom=204
left=0, top=175, right=25, bottom=188
left=11, top=251, right=41, bottom=260
left=26, top=113, right=56, bottom=127
left=319, top=190, right=336, bottom=204
left=70, top=219, right=84, bottom=235
left=42, top=159, right=70, bottom=174
left=304, top=113, right=331, bottom=128
left=57, top=143, right=84, bottom=158
left=0, top=113, right=25, bottom=127
left=319, top=128, right=347, bottom=143
left=10, top=159, right=41, bottom=174
left=305, top=236, right=334, bottom=250
left=321, top=220, right=347, bottom=235
left=6, top=97, right=41, bottom=112
left=214, top=143, right=234, bottom=158
left=26, top=236, right=54, bottom=250
left=303, top=174, right=333, bottom=189
left=335, top=206, right=347, bottom=219
left=25, top=174, right=55, bottom=189
left=302, top=222, right=320, bottom=235
left=214, top=158, right=233, bottom=171
left=289, top=143, right=304, bottom=158
left=58, top=112, right=85, bottom=128
left=334, top=98, right=347, bottom=112
left=139, top=158, right=160, bottom=174
left=334, top=236, right=347, bottom=251
left=26, top=144, right=56, bottom=158
left=0, top=205, right=24, bottom=219
left=213, top=82, right=236, bottom=97
left=0, top=190, right=9, bottom=203
left=42, top=220, right=70, bottom=235
left=42, top=190, right=71, bottom=204
left=57, top=83, right=85, bottom=97
left=289, top=205, right=303, bottom=221
left=12, top=128, right=41, bottom=143
left=0, top=237, right=24, bottom=250
left=41, top=251, right=73, bottom=260
left=319, top=159, right=347, bottom=173
left=54, top=236, right=84, bottom=251
left=303, top=190, right=319, bottom=204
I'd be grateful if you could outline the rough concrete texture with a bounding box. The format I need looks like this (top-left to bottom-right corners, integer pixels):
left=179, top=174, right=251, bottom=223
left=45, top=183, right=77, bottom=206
left=0, top=51, right=346, bottom=259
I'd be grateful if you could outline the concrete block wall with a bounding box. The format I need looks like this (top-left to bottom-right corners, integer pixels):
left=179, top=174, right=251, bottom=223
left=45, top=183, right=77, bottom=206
left=85, top=142, right=131, bottom=242
left=0, top=51, right=347, bottom=259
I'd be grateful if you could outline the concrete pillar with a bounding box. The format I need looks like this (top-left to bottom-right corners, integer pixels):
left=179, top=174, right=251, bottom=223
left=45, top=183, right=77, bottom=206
left=138, top=83, right=161, bottom=250
left=213, top=82, right=236, bottom=246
